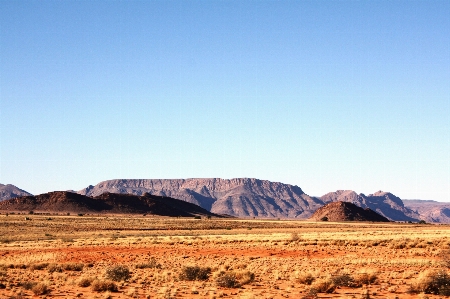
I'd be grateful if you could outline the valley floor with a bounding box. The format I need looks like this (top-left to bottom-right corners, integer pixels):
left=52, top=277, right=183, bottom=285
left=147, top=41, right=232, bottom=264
left=0, top=215, right=450, bottom=298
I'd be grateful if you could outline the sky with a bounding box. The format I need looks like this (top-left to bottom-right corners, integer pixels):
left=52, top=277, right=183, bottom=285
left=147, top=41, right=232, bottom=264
left=1, top=1, right=449, bottom=201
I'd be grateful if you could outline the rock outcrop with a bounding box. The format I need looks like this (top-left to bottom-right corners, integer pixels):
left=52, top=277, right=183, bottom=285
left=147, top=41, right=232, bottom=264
left=309, top=201, right=390, bottom=222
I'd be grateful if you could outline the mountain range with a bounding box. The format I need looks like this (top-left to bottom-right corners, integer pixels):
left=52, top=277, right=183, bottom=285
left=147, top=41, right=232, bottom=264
left=1, top=178, right=448, bottom=222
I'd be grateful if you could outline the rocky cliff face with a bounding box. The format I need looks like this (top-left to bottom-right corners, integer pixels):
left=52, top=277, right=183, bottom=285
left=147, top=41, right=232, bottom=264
left=78, top=178, right=323, bottom=218
left=0, top=184, right=32, bottom=201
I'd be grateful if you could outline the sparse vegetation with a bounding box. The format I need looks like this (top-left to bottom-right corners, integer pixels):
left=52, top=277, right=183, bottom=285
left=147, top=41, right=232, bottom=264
left=215, top=270, right=254, bottom=288
left=91, top=279, right=118, bottom=292
left=409, top=270, right=450, bottom=295
left=78, top=277, right=95, bottom=287
left=310, top=278, right=335, bottom=293
left=47, top=263, right=63, bottom=273
left=105, top=265, right=130, bottom=281
left=296, top=272, right=315, bottom=285
left=135, top=257, right=161, bottom=269
left=179, top=266, right=211, bottom=281
left=1, top=215, right=450, bottom=298
left=31, top=282, right=48, bottom=295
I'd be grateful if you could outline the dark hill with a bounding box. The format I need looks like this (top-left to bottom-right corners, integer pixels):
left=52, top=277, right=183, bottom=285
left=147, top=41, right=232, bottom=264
left=309, top=201, right=390, bottom=222
left=0, top=191, right=220, bottom=217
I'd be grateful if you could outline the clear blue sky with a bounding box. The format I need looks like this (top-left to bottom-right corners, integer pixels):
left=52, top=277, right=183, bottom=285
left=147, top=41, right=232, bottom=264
left=1, top=1, right=449, bottom=201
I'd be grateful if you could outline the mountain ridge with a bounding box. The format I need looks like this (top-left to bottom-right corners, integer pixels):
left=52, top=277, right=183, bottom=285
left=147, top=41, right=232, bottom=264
left=77, top=178, right=418, bottom=221
left=0, top=184, right=33, bottom=201
left=0, top=191, right=219, bottom=217
left=78, top=178, right=323, bottom=218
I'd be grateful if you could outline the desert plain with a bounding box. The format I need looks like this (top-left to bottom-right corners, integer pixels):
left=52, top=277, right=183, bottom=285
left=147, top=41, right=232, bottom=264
left=1, top=214, right=450, bottom=299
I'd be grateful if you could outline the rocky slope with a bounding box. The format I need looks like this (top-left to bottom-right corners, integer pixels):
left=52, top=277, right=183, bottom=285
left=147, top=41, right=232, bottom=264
left=309, top=201, right=390, bottom=222
left=320, top=190, right=420, bottom=222
left=0, top=191, right=219, bottom=217
left=403, top=200, right=450, bottom=223
left=78, top=178, right=323, bottom=218
left=0, top=184, right=32, bottom=201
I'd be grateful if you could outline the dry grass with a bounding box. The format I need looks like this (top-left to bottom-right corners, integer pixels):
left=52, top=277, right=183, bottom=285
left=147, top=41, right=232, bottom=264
left=1, top=214, right=450, bottom=298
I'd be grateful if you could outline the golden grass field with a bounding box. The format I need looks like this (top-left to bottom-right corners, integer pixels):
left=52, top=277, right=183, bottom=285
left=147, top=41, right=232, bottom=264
left=1, top=214, right=450, bottom=299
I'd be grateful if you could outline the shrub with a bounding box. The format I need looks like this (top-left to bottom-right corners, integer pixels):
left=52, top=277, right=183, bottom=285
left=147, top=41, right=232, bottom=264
left=310, top=278, right=335, bottom=293
left=63, top=263, right=84, bottom=271
left=179, top=266, right=211, bottom=281
left=354, top=272, right=378, bottom=286
left=48, top=263, right=63, bottom=273
left=105, top=265, right=130, bottom=281
left=330, top=274, right=355, bottom=287
left=78, top=277, right=95, bottom=287
left=20, top=281, right=37, bottom=290
left=320, top=217, right=328, bottom=221
left=409, top=270, right=450, bottom=295
left=290, top=233, right=299, bottom=241
left=216, top=271, right=240, bottom=288
left=30, top=263, right=49, bottom=270
left=31, top=282, right=48, bottom=295
left=215, top=270, right=255, bottom=288
left=91, top=280, right=118, bottom=292
left=297, top=272, right=315, bottom=285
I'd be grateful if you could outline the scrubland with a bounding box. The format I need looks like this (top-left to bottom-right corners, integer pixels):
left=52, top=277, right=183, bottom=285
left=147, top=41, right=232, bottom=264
left=1, top=214, right=450, bottom=298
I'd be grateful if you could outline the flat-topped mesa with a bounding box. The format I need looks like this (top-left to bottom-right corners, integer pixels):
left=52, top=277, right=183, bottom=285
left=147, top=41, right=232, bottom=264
left=310, top=201, right=390, bottom=222
left=77, top=178, right=320, bottom=218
